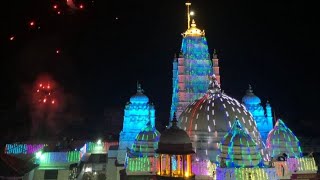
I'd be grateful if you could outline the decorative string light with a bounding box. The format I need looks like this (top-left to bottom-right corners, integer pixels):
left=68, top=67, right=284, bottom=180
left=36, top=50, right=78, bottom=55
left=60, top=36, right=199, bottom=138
left=218, top=120, right=263, bottom=168
left=266, top=119, right=302, bottom=158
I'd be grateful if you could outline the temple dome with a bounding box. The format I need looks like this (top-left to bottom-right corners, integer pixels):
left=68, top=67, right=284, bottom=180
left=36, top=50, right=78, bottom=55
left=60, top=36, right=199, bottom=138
left=219, top=120, right=263, bottom=168
left=130, top=83, right=149, bottom=104
left=179, top=76, right=260, bottom=139
left=159, top=126, right=191, bottom=145
left=182, top=19, right=205, bottom=37
left=178, top=75, right=266, bottom=161
left=266, top=119, right=302, bottom=158
left=135, top=123, right=160, bottom=143
left=242, top=84, right=261, bottom=105
left=129, top=122, right=160, bottom=157
left=156, top=115, right=194, bottom=154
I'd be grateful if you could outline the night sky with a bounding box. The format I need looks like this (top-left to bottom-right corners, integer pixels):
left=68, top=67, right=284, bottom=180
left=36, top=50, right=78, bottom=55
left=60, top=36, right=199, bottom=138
left=0, top=0, right=318, bottom=140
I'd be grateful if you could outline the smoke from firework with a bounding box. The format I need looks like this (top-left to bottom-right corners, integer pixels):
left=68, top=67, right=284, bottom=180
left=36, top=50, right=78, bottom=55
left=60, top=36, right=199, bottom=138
left=29, top=74, right=65, bottom=138
left=19, top=73, right=84, bottom=139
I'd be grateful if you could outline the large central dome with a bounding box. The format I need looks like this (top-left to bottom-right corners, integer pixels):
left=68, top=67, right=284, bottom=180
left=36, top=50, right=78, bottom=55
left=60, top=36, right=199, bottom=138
left=179, top=76, right=263, bottom=161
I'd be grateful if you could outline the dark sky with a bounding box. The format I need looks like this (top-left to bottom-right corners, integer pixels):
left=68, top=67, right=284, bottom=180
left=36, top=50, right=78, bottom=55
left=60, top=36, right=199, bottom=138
left=1, top=0, right=318, bottom=137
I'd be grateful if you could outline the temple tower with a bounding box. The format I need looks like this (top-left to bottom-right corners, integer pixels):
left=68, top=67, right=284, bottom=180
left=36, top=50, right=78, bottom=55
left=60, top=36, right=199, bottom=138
left=117, top=83, right=155, bottom=164
left=170, top=2, right=214, bottom=120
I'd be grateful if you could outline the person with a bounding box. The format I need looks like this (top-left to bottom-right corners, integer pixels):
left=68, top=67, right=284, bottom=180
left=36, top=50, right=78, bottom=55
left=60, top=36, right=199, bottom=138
left=269, top=157, right=275, bottom=167
left=281, top=164, right=285, bottom=177
left=282, top=153, right=288, bottom=161
left=277, top=155, right=285, bottom=161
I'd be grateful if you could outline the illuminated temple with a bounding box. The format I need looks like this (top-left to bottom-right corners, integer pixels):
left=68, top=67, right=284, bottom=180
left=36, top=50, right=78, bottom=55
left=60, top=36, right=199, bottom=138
left=242, top=85, right=273, bottom=142
left=170, top=2, right=218, bottom=120
left=125, top=121, right=160, bottom=175
left=117, top=82, right=156, bottom=165
left=179, top=75, right=267, bottom=163
left=216, top=120, right=277, bottom=179
left=0, top=2, right=318, bottom=180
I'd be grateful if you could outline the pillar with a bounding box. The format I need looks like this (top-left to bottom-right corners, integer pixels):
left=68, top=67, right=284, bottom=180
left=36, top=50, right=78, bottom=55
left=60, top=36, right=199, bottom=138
left=170, top=155, right=172, bottom=176
left=177, top=155, right=181, bottom=175
left=166, top=154, right=170, bottom=175
left=187, top=154, right=191, bottom=176
left=182, top=155, right=185, bottom=176
left=159, top=154, right=162, bottom=175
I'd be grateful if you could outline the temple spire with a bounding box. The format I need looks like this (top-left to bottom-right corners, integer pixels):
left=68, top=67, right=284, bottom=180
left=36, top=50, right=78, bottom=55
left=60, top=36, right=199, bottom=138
left=207, top=75, right=221, bottom=94
left=212, top=49, right=221, bottom=84
left=246, top=84, right=254, bottom=95
left=171, top=112, right=179, bottom=129
left=136, top=81, right=144, bottom=94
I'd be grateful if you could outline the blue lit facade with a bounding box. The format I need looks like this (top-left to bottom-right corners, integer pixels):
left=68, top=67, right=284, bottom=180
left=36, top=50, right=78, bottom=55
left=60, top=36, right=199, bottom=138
left=242, top=85, right=273, bottom=142
left=170, top=21, right=213, bottom=120
left=117, top=83, right=155, bottom=164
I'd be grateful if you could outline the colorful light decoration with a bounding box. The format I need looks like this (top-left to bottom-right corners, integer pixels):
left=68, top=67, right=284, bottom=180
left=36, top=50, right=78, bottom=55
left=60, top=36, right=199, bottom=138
left=117, top=83, right=155, bottom=164
left=85, top=141, right=118, bottom=153
left=5, top=144, right=45, bottom=154
left=157, top=154, right=194, bottom=178
left=273, top=157, right=318, bottom=177
left=192, top=160, right=216, bottom=176
left=36, top=151, right=43, bottom=159
left=127, top=156, right=156, bottom=173
left=216, top=167, right=277, bottom=180
left=125, top=122, right=160, bottom=174
left=170, top=20, right=213, bottom=119
left=266, top=119, right=302, bottom=158
left=242, top=85, right=274, bottom=142
left=218, top=120, right=263, bottom=168
left=288, top=157, right=318, bottom=172
left=86, top=141, right=105, bottom=152
left=35, top=151, right=81, bottom=165
left=178, top=75, right=268, bottom=163
left=129, top=125, right=160, bottom=158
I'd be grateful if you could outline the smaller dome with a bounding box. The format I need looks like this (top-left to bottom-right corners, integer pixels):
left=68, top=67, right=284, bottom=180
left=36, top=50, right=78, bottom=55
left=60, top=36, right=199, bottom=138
left=129, top=122, right=160, bottom=158
left=266, top=119, right=302, bottom=158
left=242, top=84, right=261, bottom=105
left=135, top=123, right=160, bottom=143
left=130, top=83, right=149, bottom=104
left=219, top=120, right=262, bottom=168
left=156, top=114, right=194, bottom=155
left=159, top=127, right=191, bottom=145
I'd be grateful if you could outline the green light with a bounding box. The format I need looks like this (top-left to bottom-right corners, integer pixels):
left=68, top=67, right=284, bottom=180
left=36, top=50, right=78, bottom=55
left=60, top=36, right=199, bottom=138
left=97, top=139, right=102, bottom=145
left=36, top=151, right=42, bottom=159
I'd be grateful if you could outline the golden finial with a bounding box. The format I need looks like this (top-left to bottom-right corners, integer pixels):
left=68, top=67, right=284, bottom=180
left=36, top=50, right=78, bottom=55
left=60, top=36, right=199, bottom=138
left=182, top=2, right=205, bottom=37
left=191, top=19, right=196, bottom=27
left=182, top=19, right=205, bottom=37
